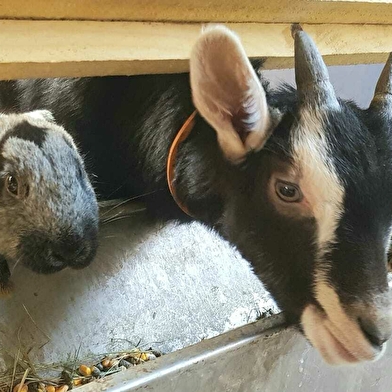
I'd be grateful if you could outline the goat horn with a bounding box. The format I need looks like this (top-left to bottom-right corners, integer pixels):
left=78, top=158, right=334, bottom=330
left=291, top=24, right=339, bottom=109
left=370, top=53, right=392, bottom=115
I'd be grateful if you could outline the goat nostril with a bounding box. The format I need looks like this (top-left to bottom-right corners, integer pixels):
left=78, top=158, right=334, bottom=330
left=359, top=317, right=390, bottom=348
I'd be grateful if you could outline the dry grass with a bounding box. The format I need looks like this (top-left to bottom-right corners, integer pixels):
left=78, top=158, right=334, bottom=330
left=0, top=345, right=161, bottom=391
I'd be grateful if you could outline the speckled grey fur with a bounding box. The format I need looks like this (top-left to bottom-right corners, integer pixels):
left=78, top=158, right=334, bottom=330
left=0, top=110, right=99, bottom=287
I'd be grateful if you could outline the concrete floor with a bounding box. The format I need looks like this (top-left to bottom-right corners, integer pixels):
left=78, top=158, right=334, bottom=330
left=0, top=201, right=277, bottom=373
left=0, top=63, right=388, bottom=390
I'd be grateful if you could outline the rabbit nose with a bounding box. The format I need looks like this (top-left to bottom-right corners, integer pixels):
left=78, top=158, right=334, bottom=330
left=54, top=224, right=98, bottom=268
left=52, top=246, right=83, bottom=263
left=53, top=234, right=89, bottom=263
left=53, top=230, right=81, bottom=255
left=19, top=220, right=98, bottom=274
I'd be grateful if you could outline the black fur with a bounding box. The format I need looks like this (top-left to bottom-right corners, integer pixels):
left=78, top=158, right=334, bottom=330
left=325, top=104, right=392, bottom=300
left=6, top=121, right=47, bottom=148
left=0, top=71, right=391, bottom=326
left=0, top=121, right=47, bottom=173
left=0, top=255, right=12, bottom=296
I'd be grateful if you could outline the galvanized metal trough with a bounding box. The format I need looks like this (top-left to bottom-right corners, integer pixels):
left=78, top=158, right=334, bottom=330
left=78, top=313, right=392, bottom=392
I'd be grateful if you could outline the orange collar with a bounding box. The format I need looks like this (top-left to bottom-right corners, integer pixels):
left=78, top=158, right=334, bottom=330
left=167, top=110, right=197, bottom=217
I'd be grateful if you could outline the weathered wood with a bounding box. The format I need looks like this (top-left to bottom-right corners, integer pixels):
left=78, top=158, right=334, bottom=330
left=1, top=0, right=392, bottom=25
left=0, top=20, right=391, bottom=80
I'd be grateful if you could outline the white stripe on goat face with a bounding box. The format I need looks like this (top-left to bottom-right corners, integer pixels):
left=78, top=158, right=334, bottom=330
left=294, top=108, right=389, bottom=364
left=291, top=107, right=344, bottom=262
left=291, top=108, right=346, bottom=356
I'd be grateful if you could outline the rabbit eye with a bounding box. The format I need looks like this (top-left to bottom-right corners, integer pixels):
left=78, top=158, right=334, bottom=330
left=6, top=175, right=19, bottom=196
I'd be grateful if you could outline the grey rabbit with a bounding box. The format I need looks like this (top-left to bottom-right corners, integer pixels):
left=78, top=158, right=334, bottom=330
left=0, top=109, right=99, bottom=295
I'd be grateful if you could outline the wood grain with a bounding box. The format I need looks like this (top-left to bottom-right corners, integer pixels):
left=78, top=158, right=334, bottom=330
left=0, top=20, right=390, bottom=80
left=1, top=0, right=392, bottom=25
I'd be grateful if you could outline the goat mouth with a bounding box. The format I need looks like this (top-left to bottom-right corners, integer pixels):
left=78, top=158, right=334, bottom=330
left=301, top=304, right=385, bottom=365
left=322, top=323, right=358, bottom=363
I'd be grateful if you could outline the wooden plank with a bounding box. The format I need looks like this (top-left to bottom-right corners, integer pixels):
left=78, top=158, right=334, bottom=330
left=1, top=0, right=392, bottom=25
left=0, top=20, right=391, bottom=80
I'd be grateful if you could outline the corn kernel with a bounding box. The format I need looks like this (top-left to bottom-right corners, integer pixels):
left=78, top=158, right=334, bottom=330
left=101, top=359, right=110, bottom=368
left=73, top=378, right=82, bottom=386
left=13, top=383, right=28, bottom=392
left=140, top=353, right=148, bottom=361
left=56, top=386, right=69, bottom=392
left=79, top=364, right=92, bottom=377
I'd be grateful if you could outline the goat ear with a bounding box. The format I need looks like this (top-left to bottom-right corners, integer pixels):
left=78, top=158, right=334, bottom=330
left=190, top=25, right=272, bottom=162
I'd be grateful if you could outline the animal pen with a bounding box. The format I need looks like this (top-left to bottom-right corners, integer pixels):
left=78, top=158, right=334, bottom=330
left=1, top=1, right=392, bottom=391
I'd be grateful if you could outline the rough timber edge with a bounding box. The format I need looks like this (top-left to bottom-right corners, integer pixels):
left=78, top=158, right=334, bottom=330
left=0, top=20, right=391, bottom=80
left=2, top=0, right=392, bottom=25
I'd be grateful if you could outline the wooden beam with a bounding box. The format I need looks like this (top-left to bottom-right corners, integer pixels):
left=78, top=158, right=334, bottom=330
left=0, top=20, right=391, bottom=80
left=1, top=0, right=392, bottom=25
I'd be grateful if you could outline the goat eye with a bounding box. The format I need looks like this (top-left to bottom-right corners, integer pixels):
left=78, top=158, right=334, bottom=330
left=6, top=175, right=19, bottom=196
left=275, top=181, right=302, bottom=203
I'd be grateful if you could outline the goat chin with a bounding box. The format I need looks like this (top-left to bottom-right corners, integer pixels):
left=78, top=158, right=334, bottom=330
left=301, top=304, right=386, bottom=365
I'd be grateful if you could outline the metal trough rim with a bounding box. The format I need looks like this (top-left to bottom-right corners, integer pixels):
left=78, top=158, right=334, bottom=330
left=79, top=313, right=287, bottom=392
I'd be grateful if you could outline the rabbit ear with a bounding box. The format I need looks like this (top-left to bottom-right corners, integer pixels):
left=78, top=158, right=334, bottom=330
left=26, top=110, right=56, bottom=123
